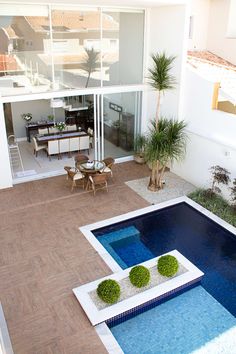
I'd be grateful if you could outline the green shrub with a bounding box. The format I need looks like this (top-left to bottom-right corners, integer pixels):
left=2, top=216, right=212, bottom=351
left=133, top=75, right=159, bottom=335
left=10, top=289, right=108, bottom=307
left=97, top=279, right=120, bottom=304
left=157, top=255, right=179, bottom=277
left=129, top=265, right=150, bottom=288
left=188, top=188, right=236, bottom=227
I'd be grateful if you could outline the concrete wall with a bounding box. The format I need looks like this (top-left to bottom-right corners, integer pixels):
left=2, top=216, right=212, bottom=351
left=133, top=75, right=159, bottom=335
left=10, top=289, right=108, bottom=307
left=207, top=0, right=236, bottom=65
left=142, top=5, right=187, bottom=133
left=11, top=99, right=65, bottom=138
left=172, top=67, right=236, bottom=200
left=188, top=0, right=210, bottom=50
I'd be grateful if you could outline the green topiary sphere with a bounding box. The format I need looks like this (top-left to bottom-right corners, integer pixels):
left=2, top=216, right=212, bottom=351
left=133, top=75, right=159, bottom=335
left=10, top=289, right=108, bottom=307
left=97, top=279, right=121, bottom=304
left=157, top=255, right=179, bottom=277
left=129, top=265, right=150, bottom=288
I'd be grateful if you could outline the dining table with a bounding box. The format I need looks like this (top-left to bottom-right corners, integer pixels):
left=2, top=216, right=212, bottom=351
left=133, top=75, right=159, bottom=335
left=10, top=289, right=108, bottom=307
left=78, top=160, right=105, bottom=190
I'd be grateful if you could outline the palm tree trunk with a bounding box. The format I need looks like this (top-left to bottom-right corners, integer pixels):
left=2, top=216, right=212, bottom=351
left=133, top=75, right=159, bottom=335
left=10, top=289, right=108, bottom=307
left=85, top=70, right=91, bottom=88
left=156, top=91, right=161, bottom=128
left=157, top=164, right=166, bottom=189
left=148, top=162, right=157, bottom=192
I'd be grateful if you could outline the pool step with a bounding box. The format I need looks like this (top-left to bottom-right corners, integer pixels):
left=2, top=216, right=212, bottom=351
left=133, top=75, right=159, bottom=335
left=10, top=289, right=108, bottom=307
left=97, top=226, right=154, bottom=269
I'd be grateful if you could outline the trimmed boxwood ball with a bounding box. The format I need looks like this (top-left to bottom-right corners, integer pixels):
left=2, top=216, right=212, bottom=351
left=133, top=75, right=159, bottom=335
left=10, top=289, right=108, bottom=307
left=97, top=279, right=121, bottom=304
left=157, top=255, right=179, bottom=277
left=129, top=265, right=150, bottom=288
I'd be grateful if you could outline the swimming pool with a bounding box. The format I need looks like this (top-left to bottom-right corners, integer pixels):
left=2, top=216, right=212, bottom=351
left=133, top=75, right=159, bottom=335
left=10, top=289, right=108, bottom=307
left=93, top=201, right=236, bottom=317
left=80, top=197, right=236, bottom=353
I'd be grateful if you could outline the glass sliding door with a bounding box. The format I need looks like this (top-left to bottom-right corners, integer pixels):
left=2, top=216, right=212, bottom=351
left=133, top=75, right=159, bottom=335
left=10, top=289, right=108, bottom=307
left=95, top=91, right=142, bottom=160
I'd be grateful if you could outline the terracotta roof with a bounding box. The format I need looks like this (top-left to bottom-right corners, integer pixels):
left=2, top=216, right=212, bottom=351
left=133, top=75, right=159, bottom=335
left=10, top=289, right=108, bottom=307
left=0, top=54, right=20, bottom=72
left=188, top=51, right=236, bottom=70
left=26, top=11, right=118, bottom=33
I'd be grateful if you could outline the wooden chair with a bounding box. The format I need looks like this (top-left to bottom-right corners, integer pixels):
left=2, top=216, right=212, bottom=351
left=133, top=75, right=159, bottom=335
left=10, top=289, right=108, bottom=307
left=89, top=173, right=108, bottom=196
left=32, top=137, right=47, bottom=157
left=64, top=166, right=85, bottom=191
left=102, top=157, right=115, bottom=178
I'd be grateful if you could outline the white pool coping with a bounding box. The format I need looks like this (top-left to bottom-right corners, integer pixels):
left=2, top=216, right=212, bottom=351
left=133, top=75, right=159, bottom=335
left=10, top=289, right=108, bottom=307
left=78, top=195, right=236, bottom=353
left=73, top=250, right=204, bottom=326
left=80, top=196, right=236, bottom=273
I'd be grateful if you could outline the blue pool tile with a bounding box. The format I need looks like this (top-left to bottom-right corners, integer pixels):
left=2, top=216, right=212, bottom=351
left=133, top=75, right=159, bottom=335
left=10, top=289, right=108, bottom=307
left=109, top=286, right=236, bottom=354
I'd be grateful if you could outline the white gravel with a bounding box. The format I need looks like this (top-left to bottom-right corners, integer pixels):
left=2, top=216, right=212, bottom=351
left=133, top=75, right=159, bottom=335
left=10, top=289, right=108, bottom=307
left=89, top=263, right=187, bottom=310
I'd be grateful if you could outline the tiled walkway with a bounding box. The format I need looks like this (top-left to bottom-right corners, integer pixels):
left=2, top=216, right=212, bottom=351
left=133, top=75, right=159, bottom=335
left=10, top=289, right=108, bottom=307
left=0, top=162, right=196, bottom=354
left=0, top=162, right=150, bottom=354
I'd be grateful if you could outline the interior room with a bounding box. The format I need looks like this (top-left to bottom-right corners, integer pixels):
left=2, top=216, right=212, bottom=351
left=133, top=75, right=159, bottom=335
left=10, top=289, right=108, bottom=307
left=5, top=92, right=136, bottom=181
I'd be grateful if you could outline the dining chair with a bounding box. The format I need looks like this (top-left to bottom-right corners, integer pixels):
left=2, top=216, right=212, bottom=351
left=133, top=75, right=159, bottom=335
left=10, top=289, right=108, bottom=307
left=89, top=173, right=108, bottom=196
left=101, top=157, right=115, bottom=178
left=38, top=128, right=48, bottom=135
left=49, top=127, right=58, bottom=134
left=67, top=124, right=77, bottom=131
left=74, top=153, right=89, bottom=169
left=64, top=166, right=85, bottom=191
left=32, top=137, right=47, bottom=157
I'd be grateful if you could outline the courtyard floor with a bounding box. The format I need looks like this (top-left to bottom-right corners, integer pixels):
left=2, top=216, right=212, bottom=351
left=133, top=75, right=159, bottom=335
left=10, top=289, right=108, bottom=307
left=0, top=162, right=195, bottom=354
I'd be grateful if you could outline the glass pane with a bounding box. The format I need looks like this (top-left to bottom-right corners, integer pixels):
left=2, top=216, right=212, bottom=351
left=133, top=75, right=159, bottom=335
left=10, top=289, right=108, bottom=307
left=0, top=4, right=52, bottom=96
left=51, top=7, right=101, bottom=89
left=103, top=91, right=139, bottom=159
left=102, top=10, right=144, bottom=86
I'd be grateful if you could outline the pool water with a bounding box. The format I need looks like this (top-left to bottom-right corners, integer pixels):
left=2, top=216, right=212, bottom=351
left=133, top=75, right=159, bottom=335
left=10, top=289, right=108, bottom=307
left=94, top=202, right=236, bottom=316
left=109, top=286, right=236, bottom=354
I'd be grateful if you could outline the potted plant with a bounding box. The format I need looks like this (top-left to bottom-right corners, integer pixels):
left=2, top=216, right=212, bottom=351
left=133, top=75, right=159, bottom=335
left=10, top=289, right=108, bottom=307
left=56, top=121, right=66, bottom=132
left=47, top=114, right=54, bottom=122
left=134, top=134, right=147, bottom=164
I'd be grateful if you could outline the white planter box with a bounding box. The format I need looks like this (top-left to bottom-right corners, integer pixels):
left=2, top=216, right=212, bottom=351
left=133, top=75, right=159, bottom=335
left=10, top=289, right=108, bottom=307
left=73, top=250, right=204, bottom=326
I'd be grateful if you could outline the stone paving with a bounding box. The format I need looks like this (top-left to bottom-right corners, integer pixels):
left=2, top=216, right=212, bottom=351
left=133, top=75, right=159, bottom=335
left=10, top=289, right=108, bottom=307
left=126, top=171, right=196, bottom=204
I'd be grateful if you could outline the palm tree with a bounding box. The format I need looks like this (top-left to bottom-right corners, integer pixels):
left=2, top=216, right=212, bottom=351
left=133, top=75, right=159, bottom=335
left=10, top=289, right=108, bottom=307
left=148, top=52, right=176, bottom=127
left=145, top=118, right=187, bottom=191
left=80, top=48, right=100, bottom=88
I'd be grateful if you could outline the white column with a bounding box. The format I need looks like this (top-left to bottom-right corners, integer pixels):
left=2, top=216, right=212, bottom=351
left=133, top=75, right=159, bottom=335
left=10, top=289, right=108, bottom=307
left=0, top=102, right=13, bottom=189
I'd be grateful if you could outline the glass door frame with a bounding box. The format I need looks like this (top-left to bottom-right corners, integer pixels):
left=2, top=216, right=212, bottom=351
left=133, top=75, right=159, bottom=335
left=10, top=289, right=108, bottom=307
left=93, top=89, right=143, bottom=162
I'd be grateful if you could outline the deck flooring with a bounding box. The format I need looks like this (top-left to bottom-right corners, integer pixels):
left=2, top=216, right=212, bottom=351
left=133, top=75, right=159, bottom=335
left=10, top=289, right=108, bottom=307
left=0, top=162, right=150, bottom=354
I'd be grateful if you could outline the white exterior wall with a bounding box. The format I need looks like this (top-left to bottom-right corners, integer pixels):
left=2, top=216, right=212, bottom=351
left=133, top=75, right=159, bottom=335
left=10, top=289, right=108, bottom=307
left=172, top=67, right=236, bottom=200
left=142, top=5, right=188, bottom=133
left=0, top=103, right=12, bottom=189
left=188, top=0, right=210, bottom=50
left=207, top=0, right=236, bottom=65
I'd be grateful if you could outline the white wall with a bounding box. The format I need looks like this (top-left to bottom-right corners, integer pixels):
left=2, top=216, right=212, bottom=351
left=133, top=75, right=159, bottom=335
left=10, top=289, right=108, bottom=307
left=207, top=0, right=236, bottom=65
left=0, top=103, right=12, bottom=189
left=142, top=5, right=188, bottom=132
left=188, top=0, right=210, bottom=50
left=11, top=100, right=65, bottom=138
left=173, top=131, right=236, bottom=200
left=172, top=67, right=236, bottom=200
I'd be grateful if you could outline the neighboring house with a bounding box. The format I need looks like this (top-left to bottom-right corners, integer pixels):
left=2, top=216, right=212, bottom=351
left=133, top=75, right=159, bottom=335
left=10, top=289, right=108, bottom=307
left=189, top=0, right=236, bottom=65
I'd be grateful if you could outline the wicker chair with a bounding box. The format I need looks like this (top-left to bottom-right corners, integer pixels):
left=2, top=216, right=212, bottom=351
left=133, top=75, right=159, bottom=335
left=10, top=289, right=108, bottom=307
left=74, top=154, right=89, bottom=169
left=89, top=173, right=108, bottom=196
left=64, top=166, right=85, bottom=191
left=101, top=157, right=115, bottom=178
